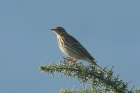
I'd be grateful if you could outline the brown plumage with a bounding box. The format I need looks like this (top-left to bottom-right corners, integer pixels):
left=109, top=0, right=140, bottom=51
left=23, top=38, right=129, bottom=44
left=51, top=26, right=104, bottom=72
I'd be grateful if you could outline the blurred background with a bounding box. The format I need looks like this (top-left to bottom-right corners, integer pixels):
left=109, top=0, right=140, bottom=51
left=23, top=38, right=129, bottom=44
left=0, top=0, right=140, bottom=93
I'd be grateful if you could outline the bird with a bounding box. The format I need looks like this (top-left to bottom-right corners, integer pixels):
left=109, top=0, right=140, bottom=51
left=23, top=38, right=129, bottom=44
left=51, top=26, right=104, bottom=72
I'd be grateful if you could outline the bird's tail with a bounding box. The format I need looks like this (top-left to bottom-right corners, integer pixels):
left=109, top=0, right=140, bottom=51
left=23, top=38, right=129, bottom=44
left=95, top=64, right=105, bottom=73
left=84, top=57, right=105, bottom=72
left=92, top=60, right=105, bottom=72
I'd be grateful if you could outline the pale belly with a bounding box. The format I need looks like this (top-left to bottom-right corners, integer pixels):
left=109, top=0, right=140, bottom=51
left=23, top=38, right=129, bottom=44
left=59, top=46, right=80, bottom=58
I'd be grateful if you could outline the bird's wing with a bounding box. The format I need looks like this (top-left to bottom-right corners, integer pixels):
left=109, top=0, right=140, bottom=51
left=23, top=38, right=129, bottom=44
left=66, top=35, right=94, bottom=59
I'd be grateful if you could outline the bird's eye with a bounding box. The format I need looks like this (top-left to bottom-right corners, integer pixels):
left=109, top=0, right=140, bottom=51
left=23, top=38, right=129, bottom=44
left=57, top=28, right=61, bottom=31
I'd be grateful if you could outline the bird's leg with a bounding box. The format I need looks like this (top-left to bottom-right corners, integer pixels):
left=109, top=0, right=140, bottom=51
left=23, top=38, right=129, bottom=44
left=65, top=57, right=77, bottom=65
left=63, top=57, right=77, bottom=65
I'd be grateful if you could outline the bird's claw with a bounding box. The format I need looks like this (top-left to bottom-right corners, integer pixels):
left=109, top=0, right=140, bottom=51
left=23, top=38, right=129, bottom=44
left=64, top=57, right=77, bottom=65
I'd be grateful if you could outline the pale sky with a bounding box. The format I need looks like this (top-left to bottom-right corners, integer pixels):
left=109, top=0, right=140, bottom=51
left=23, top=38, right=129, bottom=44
left=0, top=0, right=140, bottom=93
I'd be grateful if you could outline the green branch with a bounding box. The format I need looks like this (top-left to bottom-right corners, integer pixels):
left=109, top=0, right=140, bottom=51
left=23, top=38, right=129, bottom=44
left=39, top=58, right=140, bottom=93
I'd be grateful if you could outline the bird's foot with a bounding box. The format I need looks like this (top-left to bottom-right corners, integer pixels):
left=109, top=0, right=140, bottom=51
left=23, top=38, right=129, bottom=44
left=64, top=57, right=77, bottom=65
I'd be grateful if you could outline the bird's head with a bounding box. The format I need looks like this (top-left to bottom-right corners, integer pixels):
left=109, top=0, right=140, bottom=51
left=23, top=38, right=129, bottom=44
left=51, top=26, right=67, bottom=36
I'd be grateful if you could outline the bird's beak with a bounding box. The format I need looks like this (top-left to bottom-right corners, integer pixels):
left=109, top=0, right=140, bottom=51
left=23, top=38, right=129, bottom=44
left=50, top=29, right=56, bottom=31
